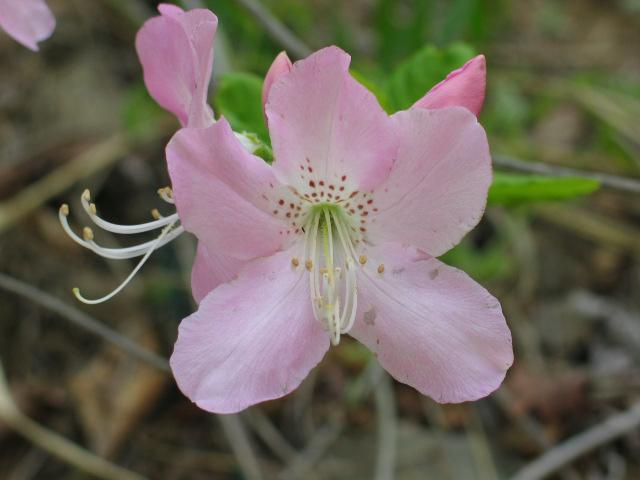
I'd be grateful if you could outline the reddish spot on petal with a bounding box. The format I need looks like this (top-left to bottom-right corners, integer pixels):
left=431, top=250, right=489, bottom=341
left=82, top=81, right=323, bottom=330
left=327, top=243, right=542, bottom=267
left=367, top=199, right=373, bottom=204
left=341, top=175, right=347, bottom=181
left=278, top=199, right=285, bottom=206
left=309, top=180, right=316, bottom=188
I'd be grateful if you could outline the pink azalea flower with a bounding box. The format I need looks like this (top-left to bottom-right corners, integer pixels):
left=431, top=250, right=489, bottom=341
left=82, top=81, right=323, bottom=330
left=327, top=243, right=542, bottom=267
left=166, top=46, right=513, bottom=414
left=135, top=4, right=218, bottom=128
left=0, top=0, right=55, bottom=51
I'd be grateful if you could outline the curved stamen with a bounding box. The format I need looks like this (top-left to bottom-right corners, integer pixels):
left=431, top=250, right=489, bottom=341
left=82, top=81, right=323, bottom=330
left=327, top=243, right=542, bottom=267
left=158, top=187, right=175, bottom=204
left=85, top=226, right=184, bottom=259
left=81, top=189, right=178, bottom=234
left=59, top=204, right=183, bottom=259
left=73, top=220, right=179, bottom=305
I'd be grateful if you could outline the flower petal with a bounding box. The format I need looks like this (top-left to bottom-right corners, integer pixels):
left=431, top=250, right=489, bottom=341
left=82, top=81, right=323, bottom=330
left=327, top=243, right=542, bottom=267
left=191, top=243, right=246, bottom=304
left=135, top=5, right=217, bottom=127
left=266, top=46, right=396, bottom=192
left=369, top=107, right=492, bottom=257
left=262, top=51, right=292, bottom=120
left=171, top=249, right=330, bottom=413
left=0, top=0, right=55, bottom=51
left=412, top=55, right=486, bottom=116
left=351, top=243, right=513, bottom=403
left=166, top=119, right=290, bottom=260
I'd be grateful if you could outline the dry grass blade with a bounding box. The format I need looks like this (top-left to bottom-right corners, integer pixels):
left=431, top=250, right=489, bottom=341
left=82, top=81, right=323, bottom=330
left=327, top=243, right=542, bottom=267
left=0, top=135, right=127, bottom=234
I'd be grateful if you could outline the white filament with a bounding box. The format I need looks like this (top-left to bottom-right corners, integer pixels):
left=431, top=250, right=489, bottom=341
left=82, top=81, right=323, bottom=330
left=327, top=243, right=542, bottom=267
left=59, top=188, right=183, bottom=304
left=81, top=189, right=179, bottom=234
left=303, top=207, right=360, bottom=345
left=73, top=220, right=179, bottom=304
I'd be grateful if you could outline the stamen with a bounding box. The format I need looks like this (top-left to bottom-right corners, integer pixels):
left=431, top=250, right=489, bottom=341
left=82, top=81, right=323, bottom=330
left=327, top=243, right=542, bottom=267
left=305, top=259, right=313, bottom=270
left=82, top=226, right=94, bottom=241
left=81, top=189, right=178, bottom=234
left=291, top=258, right=300, bottom=268
left=359, top=255, right=367, bottom=265
left=59, top=205, right=183, bottom=260
left=73, top=220, right=179, bottom=305
left=157, top=187, right=175, bottom=204
left=378, top=264, right=385, bottom=274
left=60, top=186, right=185, bottom=304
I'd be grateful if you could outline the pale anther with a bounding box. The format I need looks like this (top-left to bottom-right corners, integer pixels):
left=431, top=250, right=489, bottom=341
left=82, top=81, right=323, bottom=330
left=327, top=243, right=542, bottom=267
left=291, top=258, right=300, bottom=267
left=359, top=255, right=367, bottom=265
left=82, top=226, right=94, bottom=241
left=378, top=264, right=385, bottom=274
left=305, top=259, right=313, bottom=270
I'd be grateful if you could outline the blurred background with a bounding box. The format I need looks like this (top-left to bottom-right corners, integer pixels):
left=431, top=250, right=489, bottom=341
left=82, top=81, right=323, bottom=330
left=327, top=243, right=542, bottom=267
left=1, top=0, right=640, bottom=478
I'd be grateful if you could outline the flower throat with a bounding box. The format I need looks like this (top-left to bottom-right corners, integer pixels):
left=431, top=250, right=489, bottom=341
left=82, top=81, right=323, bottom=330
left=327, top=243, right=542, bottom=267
left=300, top=204, right=362, bottom=346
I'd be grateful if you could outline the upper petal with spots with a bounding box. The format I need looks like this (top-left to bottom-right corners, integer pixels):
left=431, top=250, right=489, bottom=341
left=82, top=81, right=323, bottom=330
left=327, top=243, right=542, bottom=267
left=266, top=46, right=397, bottom=194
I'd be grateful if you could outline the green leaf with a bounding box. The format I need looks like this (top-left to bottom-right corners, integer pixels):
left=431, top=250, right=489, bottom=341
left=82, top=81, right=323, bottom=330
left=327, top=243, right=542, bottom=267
left=121, top=83, right=167, bottom=141
left=214, top=72, right=269, bottom=144
left=385, top=43, right=476, bottom=112
left=440, top=238, right=512, bottom=282
left=350, top=68, right=391, bottom=112
left=488, top=172, right=600, bottom=206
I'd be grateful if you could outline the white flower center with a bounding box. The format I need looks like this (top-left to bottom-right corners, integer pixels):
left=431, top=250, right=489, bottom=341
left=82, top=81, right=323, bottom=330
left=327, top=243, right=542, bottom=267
left=299, top=205, right=362, bottom=346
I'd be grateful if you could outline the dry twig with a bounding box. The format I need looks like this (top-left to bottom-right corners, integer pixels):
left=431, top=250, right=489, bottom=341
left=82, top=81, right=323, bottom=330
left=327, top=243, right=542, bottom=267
left=374, top=367, right=397, bottom=480
left=233, top=0, right=312, bottom=58
left=0, top=272, right=264, bottom=480
left=0, top=272, right=169, bottom=372
left=0, top=360, right=145, bottom=480
left=493, top=154, right=640, bottom=194
left=511, top=402, right=640, bottom=480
